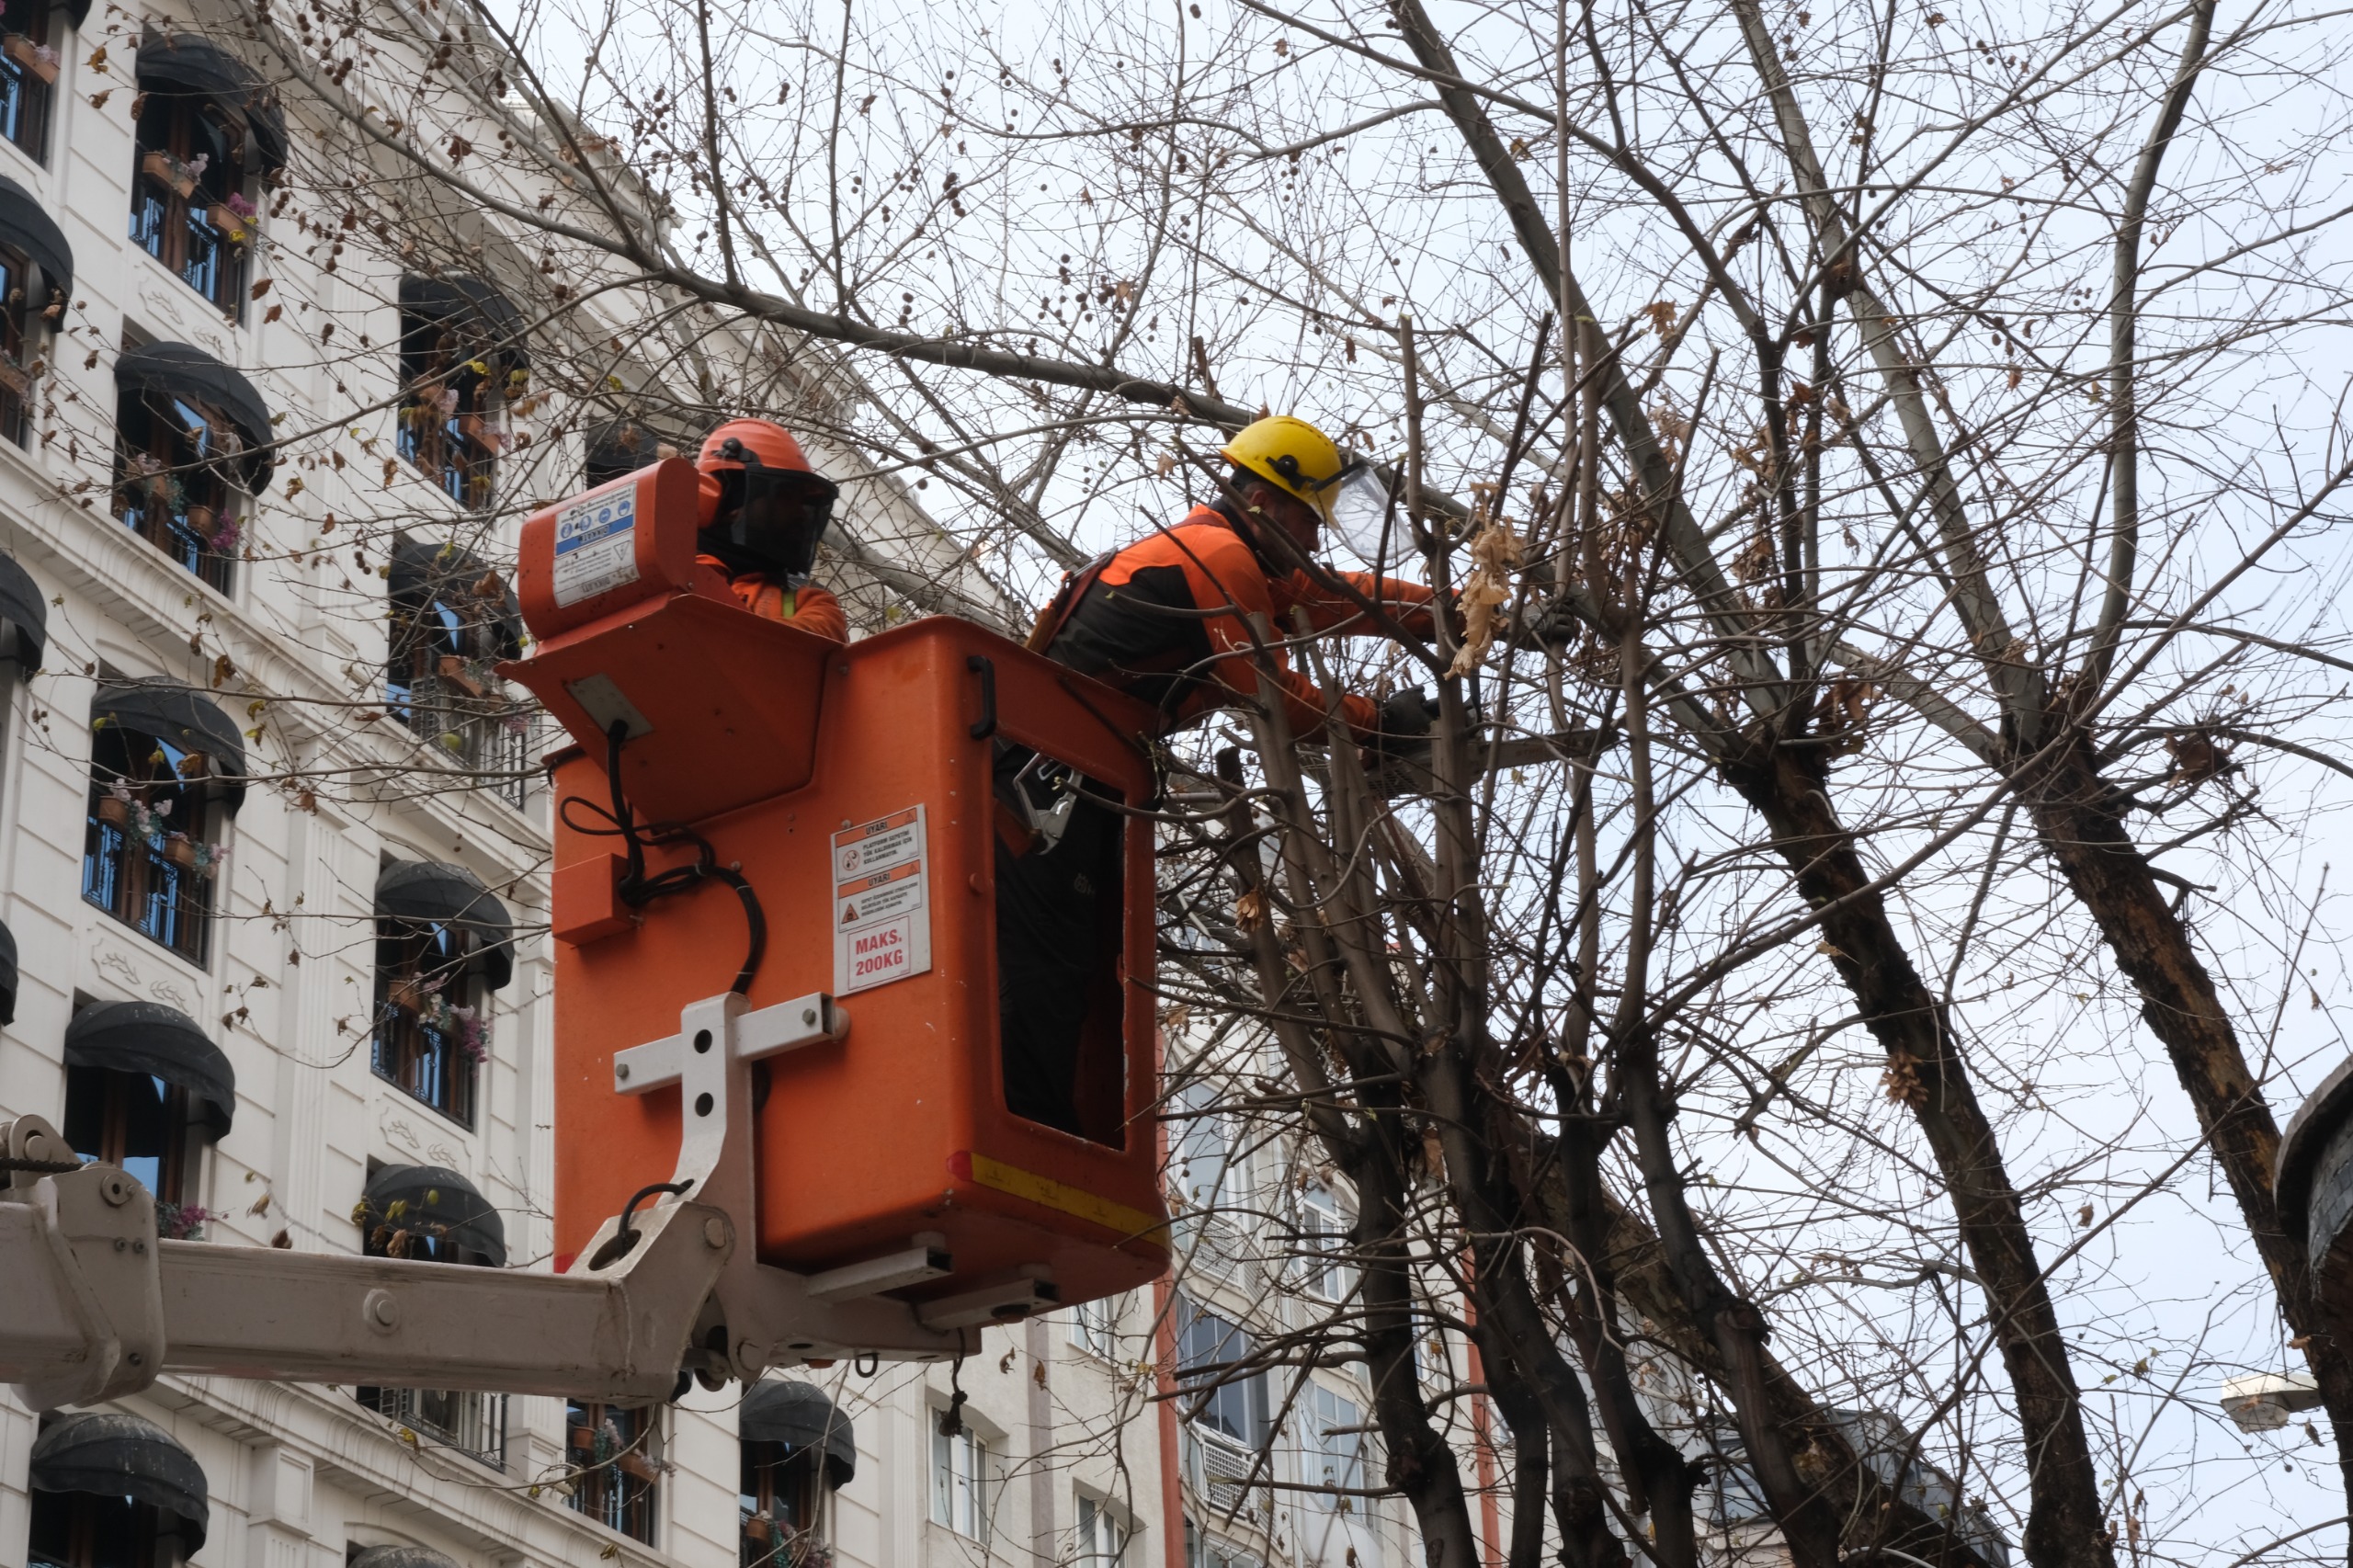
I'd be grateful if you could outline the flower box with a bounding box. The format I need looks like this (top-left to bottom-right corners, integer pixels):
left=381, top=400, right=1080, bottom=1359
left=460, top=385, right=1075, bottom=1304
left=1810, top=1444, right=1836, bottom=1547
left=458, top=411, right=506, bottom=453
left=204, top=204, right=249, bottom=244
left=4, top=34, right=57, bottom=84
left=142, top=150, right=201, bottom=199
left=436, top=654, right=484, bottom=697
left=97, top=795, right=131, bottom=827
left=616, top=1450, right=659, bottom=1482
left=183, top=503, right=216, bottom=540
left=165, top=835, right=199, bottom=869
left=0, top=358, right=27, bottom=397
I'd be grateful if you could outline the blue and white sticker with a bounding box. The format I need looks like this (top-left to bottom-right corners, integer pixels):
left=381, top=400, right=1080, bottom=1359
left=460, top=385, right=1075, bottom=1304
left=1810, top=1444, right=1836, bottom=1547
left=551, top=485, right=639, bottom=608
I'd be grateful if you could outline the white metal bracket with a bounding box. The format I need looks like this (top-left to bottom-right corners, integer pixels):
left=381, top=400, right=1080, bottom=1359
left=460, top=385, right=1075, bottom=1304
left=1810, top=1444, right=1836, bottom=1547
left=0, top=989, right=975, bottom=1411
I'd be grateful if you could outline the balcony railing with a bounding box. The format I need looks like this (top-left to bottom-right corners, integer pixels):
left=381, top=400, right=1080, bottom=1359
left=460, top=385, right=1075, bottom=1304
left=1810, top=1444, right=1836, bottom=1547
left=354, top=1384, right=508, bottom=1470
left=390, top=672, right=534, bottom=809
left=1182, top=1425, right=1265, bottom=1516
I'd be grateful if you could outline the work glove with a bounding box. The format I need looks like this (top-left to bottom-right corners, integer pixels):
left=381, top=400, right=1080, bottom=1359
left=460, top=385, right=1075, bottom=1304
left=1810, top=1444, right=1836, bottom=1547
left=1522, top=596, right=1579, bottom=649
left=1362, top=687, right=1438, bottom=761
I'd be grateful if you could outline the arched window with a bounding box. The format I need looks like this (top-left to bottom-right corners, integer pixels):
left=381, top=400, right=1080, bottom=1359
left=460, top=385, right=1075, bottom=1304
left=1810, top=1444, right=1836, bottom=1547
left=27, top=1413, right=209, bottom=1568
left=59, top=1000, right=235, bottom=1239
left=386, top=539, right=527, bottom=798
left=740, top=1381, right=854, bottom=1567
left=110, top=342, right=275, bottom=592
left=350, top=1163, right=509, bottom=1466
left=371, top=859, right=512, bottom=1127
left=567, top=1400, right=660, bottom=1543
left=82, top=678, right=246, bottom=965
left=0, top=0, right=74, bottom=162
left=398, top=276, right=529, bottom=511
left=583, top=415, right=662, bottom=490
left=129, top=34, right=284, bottom=313
left=0, top=171, right=72, bottom=447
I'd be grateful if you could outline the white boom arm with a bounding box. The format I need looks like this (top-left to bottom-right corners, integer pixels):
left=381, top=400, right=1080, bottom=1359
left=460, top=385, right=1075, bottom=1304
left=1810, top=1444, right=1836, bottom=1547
left=0, top=992, right=983, bottom=1412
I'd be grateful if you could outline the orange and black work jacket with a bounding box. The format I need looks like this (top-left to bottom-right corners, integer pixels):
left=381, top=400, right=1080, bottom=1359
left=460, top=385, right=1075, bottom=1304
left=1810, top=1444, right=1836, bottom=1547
left=1042, top=502, right=1437, bottom=739
left=698, top=555, right=849, bottom=644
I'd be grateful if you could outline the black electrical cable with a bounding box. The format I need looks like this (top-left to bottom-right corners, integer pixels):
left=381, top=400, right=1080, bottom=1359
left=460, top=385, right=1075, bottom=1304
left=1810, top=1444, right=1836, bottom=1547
left=557, top=722, right=767, bottom=994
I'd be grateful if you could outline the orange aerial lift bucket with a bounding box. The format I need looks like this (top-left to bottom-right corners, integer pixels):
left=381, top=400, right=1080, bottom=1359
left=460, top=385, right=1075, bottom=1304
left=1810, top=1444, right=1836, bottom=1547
left=506, top=460, right=1170, bottom=1319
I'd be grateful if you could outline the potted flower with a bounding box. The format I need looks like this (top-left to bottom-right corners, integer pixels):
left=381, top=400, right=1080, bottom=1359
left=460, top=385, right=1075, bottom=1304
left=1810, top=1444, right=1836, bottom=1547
left=437, top=653, right=484, bottom=697
left=141, top=149, right=207, bottom=199
left=206, top=207, right=246, bottom=244
left=3, top=35, right=59, bottom=84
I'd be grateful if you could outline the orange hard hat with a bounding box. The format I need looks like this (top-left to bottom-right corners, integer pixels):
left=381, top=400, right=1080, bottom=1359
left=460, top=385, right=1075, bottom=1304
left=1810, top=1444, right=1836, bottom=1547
left=698, top=418, right=819, bottom=476
left=695, top=417, right=839, bottom=580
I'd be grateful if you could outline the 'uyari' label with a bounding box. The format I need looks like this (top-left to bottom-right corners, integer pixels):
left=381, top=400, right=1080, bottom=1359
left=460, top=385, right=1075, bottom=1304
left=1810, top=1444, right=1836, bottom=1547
left=551, top=484, right=639, bottom=608
left=832, top=806, right=932, bottom=994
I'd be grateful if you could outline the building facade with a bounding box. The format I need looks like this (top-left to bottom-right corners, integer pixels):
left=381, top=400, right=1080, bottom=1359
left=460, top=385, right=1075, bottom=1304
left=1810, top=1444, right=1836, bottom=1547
left=0, top=4, right=1448, bottom=1567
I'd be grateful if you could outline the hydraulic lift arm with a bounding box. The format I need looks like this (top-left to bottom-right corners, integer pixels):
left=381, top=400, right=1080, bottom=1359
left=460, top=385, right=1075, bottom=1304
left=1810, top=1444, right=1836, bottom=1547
left=0, top=989, right=973, bottom=1414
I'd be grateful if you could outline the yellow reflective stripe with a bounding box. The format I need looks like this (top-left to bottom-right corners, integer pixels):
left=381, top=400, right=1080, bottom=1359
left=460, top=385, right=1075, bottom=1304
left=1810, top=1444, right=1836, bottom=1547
left=963, top=1153, right=1165, bottom=1242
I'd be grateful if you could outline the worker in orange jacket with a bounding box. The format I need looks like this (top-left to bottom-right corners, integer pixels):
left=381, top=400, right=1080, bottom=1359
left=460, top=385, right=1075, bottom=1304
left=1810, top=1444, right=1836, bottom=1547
left=996, top=415, right=1442, bottom=1138
left=694, top=418, right=849, bottom=644
left=1033, top=414, right=1439, bottom=743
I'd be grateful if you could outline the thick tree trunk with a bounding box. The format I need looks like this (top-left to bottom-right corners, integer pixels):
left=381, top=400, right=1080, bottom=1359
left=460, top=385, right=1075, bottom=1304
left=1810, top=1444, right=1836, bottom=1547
left=2018, top=722, right=2353, bottom=1513
left=1512, top=1118, right=2004, bottom=1568
left=1720, top=733, right=2119, bottom=1568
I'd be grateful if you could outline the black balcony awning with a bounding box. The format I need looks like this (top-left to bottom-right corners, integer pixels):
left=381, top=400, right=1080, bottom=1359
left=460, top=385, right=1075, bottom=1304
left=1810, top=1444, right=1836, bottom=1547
left=30, top=1413, right=210, bottom=1552
left=0, top=916, right=17, bottom=1028
left=136, top=33, right=288, bottom=174
left=113, top=342, right=277, bottom=491
left=388, top=538, right=524, bottom=657
left=359, top=1165, right=506, bottom=1267
left=0, top=172, right=73, bottom=302
left=583, top=416, right=662, bottom=488
left=352, top=1548, right=460, bottom=1568
left=64, top=1001, right=236, bottom=1132
left=0, top=551, right=44, bottom=674
left=399, top=275, right=531, bottom=373
left=742, top=1379, right=856, bottom=1489
left=92, top=677, right=248, bottom=814
left=376, top=860, right=515, bottom=992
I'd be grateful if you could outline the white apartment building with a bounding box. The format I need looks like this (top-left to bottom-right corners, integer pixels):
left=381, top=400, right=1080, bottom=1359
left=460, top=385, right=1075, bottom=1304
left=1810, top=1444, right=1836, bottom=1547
left=0, top=3, right=1454, bottom=1567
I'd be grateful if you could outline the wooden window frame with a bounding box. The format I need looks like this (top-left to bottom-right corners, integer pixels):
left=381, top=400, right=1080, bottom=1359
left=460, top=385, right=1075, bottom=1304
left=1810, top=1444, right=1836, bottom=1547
left=0, top=239, right=30, bottom=447
left=128, top=86, right=250, bottom=314
left=387, top=585, right=525, bottom=788
left=370, top=916, right=483, bottom=1128
left=740, top=1441, right=825, bottom=1568
left=112, top=388, right=239, bottom=592
left=82, top=720, right=219, bottom=965
left=398, top=311, right=508, bottom=511
left=566, top=1399, right=661, bottom=1545
left=27, top=1488, right=186, bottom=1568
left=0, top=0, right=56, bottom=164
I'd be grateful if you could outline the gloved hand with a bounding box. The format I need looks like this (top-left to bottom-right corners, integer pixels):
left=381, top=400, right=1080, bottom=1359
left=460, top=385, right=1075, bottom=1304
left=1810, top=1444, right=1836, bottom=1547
left=1523, top=596, right=1579, bottom=649
left=1363, top=687, right=1438, bottom=761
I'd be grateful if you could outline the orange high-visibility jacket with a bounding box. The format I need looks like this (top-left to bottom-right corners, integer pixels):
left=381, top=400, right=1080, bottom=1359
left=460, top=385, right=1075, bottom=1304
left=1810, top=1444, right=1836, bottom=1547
left=700, top=557, right=849, bottom=644
left=1043, top=504, right=1437, bottom=739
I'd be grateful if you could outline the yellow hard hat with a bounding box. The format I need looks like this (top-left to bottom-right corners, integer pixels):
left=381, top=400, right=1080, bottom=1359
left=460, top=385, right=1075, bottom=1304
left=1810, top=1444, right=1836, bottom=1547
left=1222, top=415, right=1347, bottom=521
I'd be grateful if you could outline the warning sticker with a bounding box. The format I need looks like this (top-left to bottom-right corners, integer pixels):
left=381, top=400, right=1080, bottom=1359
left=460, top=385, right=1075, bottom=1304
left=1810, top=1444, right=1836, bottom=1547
left=833, top=806, right=932, bottom=994
left=551, top=485, right=639, bottom=608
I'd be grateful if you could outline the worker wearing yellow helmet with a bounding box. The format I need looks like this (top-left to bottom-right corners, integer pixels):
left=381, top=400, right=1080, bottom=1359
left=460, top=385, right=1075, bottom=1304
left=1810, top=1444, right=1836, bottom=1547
left=994, top=415, right=1443, bottom=1135
left=1026, top=413, right=1440, bottom=741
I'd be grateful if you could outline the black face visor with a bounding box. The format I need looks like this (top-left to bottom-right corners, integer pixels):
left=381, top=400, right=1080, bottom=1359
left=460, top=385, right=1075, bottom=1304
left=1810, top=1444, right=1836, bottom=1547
left=702, top=463, right=839, bottom=578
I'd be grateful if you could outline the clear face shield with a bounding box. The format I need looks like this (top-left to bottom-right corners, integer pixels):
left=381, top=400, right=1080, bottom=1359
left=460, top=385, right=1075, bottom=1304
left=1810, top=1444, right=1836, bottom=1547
left=1325, top=462, right=1399, bottom=570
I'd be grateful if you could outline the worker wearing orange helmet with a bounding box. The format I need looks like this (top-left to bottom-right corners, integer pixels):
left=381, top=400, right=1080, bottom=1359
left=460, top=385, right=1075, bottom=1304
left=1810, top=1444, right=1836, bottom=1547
left=695, top=418, right=849, bottom=644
